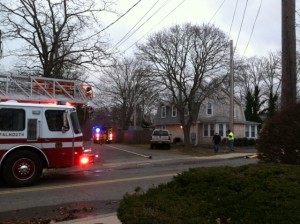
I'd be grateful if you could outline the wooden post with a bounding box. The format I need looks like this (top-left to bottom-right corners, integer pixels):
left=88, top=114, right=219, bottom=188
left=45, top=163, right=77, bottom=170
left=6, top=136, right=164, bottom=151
left=281, top=0, right=296, bottom=110
left=229, top=40, right=234, bottom=132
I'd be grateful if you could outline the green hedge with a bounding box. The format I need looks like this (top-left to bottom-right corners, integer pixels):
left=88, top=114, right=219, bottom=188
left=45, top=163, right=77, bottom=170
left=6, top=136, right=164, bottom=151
left=221, top=137, right=257, bottom=147
left=117, top=163, right=300, bottom=224
left=234, top=137, right=257, bottom=147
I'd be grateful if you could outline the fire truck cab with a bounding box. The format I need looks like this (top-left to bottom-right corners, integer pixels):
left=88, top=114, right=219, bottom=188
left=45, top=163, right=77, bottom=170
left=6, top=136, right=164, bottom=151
left=0, top=100, right=94, bottom=187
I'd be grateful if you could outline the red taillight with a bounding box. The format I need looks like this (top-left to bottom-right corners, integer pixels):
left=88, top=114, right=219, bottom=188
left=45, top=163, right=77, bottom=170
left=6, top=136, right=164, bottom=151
left=81, top=156, right=89, bottom=165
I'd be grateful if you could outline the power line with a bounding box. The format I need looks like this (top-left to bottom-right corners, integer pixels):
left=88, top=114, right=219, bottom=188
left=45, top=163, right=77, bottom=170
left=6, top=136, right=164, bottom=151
left=209, top=0, right=227, bottom=24
left=123, top=0, right=187, bottom=53
left=228, top=0, right=239, bottom=36
left=111, top=0, right=161, bottom=51
left=81, top=0, right=143, bottom=42
left=243, top=0, right=263, bottom=56
left=234, top=0, right=249, bottom=54
left=120, top=0, right=171, bottom=52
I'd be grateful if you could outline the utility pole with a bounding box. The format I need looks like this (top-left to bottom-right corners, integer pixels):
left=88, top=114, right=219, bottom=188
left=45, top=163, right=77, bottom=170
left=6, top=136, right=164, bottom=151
left=0, top=30, right=3, bottom=58
left=134, top=99, right=137, bottom=129
left=229, top=40, right=234, bottom=132
left=281, top=0, right=296, bottom=110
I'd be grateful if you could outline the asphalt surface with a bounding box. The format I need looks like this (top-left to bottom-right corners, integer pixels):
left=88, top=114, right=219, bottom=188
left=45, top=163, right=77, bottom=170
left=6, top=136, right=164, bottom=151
left=0, top=145, right=257, bottom=224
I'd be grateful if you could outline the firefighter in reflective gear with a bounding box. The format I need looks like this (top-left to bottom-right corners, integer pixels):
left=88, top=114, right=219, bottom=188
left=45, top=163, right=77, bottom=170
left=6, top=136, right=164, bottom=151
left=227, top=130, right=234, bottom=152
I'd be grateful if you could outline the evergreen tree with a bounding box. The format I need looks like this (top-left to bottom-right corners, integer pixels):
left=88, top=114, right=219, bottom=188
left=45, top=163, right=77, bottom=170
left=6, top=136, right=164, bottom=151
left=266, top=90, right=279, bottom=119
left=244, top=90, right=254, bottom=121
left=244, top=85, right=263, bottom=123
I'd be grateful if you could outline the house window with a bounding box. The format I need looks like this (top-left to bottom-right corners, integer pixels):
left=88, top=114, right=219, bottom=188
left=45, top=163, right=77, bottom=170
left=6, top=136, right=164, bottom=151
left=204, top=124, right=209, bottom=136
left=161, top=105, right=166, bottom=118
left=207, top=102, right=213, bottom=115
left=204, top=124, right=215, bottom=137
left=245, top=125, right=250, bottom=137
left=245, top=125, right=256, bottom=138
left=172, top=105, right=177, bottom=117
left=251, top=125, right=255, bottom=138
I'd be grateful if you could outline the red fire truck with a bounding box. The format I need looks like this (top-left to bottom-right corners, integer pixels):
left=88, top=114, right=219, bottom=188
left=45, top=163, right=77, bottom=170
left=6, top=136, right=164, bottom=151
left=0, top=74, right=94, bottom=187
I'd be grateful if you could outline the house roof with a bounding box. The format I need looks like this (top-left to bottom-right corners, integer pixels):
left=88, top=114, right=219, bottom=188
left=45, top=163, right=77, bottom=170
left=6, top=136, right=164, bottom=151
left=199, top=115, right=245, bottom=124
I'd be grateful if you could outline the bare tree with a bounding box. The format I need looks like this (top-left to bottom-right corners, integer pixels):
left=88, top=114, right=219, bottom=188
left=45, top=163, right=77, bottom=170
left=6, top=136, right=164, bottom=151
left=261, top=52, right=281, bottom=118
left=235, top=52, right=281, bottom=121
left=136, top=23, right=230, bottom=146
left=95, top=57, right=159, bottom=130
left=0, top=0, right=115, bottom=79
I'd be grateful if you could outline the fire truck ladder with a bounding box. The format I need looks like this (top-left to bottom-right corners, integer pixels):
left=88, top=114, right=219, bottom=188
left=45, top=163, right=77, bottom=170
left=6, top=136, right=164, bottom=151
left=0, top=74, right=93, bottom=105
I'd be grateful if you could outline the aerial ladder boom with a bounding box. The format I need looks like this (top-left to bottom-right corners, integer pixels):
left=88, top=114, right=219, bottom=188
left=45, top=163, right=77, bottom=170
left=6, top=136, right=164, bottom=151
left=0, top=74, right=93, bottom=105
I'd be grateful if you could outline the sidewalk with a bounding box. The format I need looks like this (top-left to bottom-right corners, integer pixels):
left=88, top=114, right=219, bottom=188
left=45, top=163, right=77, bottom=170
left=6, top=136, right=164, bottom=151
left=57, top=212, right=121, bottom=224
left=57, top=151, right=257, bottom=224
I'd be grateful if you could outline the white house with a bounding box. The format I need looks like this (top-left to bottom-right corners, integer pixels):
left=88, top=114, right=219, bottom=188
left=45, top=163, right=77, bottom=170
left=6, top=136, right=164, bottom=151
left=154, top=91, right=260, bottom=145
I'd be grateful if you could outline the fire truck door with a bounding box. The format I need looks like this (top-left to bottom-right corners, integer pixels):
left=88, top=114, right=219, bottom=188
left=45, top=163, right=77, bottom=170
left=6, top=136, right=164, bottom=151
left=41, top=109, right=73, bottom=167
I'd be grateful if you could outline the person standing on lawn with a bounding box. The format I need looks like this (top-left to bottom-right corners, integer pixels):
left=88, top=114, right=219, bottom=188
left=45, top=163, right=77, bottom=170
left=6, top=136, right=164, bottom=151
left=212, top=132, right=222, bottom=153
left=227, top=129, right=234, bottom=152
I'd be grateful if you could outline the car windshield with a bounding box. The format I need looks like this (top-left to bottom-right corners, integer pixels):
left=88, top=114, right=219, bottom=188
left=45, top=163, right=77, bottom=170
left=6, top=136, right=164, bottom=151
left=153, top=130, right=168, bottom=136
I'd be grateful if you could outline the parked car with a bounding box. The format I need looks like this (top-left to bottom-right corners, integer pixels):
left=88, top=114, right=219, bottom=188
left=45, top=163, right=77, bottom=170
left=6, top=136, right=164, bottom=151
left=150, top=129, right=171, bottom=149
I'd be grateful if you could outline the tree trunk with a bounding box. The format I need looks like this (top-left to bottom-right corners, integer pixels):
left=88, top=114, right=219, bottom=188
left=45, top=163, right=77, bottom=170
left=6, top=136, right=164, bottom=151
left=183, top=126, right=191, bottom=146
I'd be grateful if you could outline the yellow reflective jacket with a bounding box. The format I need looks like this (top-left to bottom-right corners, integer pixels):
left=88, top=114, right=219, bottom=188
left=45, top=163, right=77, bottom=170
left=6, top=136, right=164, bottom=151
left=228, top=132, right=234, bottom=140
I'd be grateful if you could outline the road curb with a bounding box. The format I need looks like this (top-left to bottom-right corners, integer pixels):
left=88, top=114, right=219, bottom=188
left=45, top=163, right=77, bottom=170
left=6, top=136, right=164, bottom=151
left=56, top=212, right=121, bottom=224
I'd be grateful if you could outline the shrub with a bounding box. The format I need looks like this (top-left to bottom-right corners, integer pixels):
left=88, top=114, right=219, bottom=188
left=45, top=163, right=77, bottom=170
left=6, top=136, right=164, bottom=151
left=233, top=138, right=256, bottom=147
left=117, top=164, right=300, bottom=224
left=173, top=137, right=182, bottom=144
left=257, top=103, right=300, bottom=164
left=248, top=138, right=256, bottom=146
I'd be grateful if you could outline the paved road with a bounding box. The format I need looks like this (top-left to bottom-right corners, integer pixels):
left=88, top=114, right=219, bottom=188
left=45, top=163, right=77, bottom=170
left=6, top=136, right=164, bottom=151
left=0, top=143, right=257, bottom=223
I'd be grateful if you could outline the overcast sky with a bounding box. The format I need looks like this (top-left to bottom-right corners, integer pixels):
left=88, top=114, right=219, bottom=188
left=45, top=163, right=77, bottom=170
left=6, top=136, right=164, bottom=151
left=106, top=0, right=282, bottom=58
left=0, top=0, right=283, bottom=71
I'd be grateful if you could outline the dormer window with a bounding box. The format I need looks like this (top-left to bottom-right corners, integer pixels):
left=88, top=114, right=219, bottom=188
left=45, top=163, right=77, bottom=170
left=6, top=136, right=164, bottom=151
left=172, top=105, right=177, bottom=117
left=207, top=102, right=213, bottom=115
left=161, top=105, right=166, bottom=118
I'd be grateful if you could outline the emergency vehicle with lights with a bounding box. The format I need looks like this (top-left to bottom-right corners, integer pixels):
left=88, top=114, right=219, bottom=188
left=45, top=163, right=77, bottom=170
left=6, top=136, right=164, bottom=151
left=0, top=74, right=94, bottom=187
left=93, top=126, right=113, bottom=144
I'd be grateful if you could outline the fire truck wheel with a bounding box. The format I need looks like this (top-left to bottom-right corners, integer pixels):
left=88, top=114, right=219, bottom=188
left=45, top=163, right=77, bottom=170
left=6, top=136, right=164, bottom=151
left=2, top=151, right=43, bottom=187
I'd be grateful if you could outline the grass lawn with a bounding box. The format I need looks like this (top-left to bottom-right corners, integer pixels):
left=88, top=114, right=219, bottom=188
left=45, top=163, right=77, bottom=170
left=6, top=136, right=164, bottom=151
left=130, top=143, right=256, bottom=157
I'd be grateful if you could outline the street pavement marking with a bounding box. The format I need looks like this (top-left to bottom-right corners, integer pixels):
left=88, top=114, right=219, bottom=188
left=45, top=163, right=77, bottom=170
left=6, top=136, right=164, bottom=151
left=107, top=145, right=152, bottom=159
left=0, top=173, right=175, bottom=195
